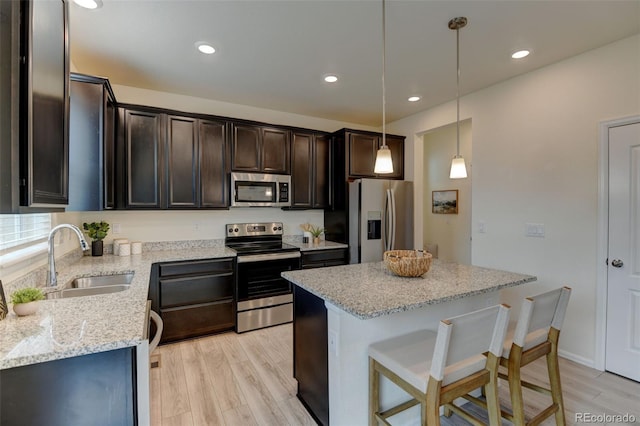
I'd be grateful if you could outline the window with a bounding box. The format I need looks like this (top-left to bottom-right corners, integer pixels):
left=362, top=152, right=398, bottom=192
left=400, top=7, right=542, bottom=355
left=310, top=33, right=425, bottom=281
left=0, top=214, right=52, bottom=253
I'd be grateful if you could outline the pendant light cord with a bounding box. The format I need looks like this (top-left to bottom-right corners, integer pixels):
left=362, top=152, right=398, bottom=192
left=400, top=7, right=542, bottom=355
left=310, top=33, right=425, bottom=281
left=455, top=24, right=460, bottom=158
left=381, top=0, right=387, bottom=147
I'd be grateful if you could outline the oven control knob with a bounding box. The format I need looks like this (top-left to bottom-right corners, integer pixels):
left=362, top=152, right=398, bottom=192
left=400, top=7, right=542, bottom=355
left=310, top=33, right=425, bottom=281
left=278, top=226, right=282, bottom=230
left=228, top=228, right=233, bottom=233
left=234, top=228, right=239, bottom=232
left=273, top=226, right=277, bottom=231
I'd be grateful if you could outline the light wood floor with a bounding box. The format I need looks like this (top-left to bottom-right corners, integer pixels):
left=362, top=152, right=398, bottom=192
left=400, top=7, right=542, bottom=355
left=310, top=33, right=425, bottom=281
left=150, top=324, right=640, bottom=425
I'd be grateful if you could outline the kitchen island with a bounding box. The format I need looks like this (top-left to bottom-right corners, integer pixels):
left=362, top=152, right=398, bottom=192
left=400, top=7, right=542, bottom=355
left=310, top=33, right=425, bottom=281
left=282, top=259, right=536, bottom=425
left=0, top=241, right=236, bottom=426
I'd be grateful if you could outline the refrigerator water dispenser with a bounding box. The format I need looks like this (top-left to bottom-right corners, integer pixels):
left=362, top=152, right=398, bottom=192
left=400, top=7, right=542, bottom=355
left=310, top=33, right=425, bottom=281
left=367, top=211, right=382, bottom=240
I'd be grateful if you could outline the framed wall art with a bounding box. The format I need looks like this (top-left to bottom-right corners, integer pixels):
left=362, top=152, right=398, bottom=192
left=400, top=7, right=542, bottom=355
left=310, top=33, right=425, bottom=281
left=432, top=190, right=458, bottom=214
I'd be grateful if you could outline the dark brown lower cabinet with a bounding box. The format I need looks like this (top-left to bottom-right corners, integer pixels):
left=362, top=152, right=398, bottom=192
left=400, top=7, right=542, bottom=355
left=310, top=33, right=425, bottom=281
left=294, top=249, right=348, bottom=426
left=0, top=348, right=136, bottom=426
left=294, top=285, right=329, bottom=426
left=148, top=258, right=235, bottom=344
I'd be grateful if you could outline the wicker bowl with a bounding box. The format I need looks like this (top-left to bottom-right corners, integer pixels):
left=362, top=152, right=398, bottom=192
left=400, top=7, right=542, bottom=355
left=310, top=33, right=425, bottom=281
left=383, top=250, right=433, bottom=277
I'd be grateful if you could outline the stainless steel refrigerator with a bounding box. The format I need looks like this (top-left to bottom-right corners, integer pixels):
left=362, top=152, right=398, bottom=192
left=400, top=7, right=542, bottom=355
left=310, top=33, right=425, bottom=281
left=348, top=179, right=413, bottom=263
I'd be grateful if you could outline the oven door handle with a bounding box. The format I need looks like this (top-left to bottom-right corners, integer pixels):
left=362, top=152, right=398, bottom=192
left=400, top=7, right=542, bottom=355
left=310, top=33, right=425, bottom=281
left=237, top=251, right=301, bottom=263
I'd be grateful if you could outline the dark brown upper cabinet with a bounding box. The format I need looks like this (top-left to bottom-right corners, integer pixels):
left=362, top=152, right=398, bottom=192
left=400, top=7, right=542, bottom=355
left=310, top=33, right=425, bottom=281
left=199, top=119, right=229, bottom=208
left=166, top=115, right=198, bottom=208
left=231, top=123, right=290, bottom=174
left=348, top=133, right=379, bottom=178
left=19, top=0, right=70, bottom=209
left=333, top=129, right=404, bottom=180
left=165, top=116, right=229, bottom=209
left=117, top=105, right=229, bottom=210
left=68, top=73, right=116, bottom=211
left=291, top=132, right=330, bottom=209
left=121, top=108, right=164, bottom=209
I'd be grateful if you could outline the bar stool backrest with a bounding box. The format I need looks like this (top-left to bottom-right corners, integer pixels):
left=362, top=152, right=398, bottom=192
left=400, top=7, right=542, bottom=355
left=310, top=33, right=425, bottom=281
left=512, top=286, right=572, bottom=350
left=430, top=304, right=510, bottom=384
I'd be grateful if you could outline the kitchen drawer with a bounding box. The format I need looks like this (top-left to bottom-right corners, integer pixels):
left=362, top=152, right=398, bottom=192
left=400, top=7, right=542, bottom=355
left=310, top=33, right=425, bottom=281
left=301, top=248, right=348, bottom=268
left=160, top=273, right=233, bottom=308
left=161, top=301, right=234, bottom=343
left=159, top=258, right=233, bottom=278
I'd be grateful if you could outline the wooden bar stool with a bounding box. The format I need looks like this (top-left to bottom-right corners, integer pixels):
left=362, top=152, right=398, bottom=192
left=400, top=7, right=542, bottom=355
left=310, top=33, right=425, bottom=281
left=368, top=304, right=511, bottom=425
left=499, top=286, right=572, bottom=426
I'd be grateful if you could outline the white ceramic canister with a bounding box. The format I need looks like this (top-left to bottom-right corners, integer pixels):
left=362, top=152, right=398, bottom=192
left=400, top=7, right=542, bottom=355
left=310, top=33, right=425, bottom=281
left=118, top=242, right=131, bottom=256
left=113, top=238, right=129, bottom=256
left=303, top=231, right=312, bottom=245
left=131, top=241, right=142, bottom=255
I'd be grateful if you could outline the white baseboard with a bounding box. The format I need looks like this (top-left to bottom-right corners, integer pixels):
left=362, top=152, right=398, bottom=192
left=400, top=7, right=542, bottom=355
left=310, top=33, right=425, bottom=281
left=559, top=349, right=598, bottom=370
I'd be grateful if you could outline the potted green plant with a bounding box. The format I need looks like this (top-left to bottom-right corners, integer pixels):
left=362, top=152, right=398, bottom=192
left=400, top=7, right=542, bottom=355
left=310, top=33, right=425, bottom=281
left=11, top=287, right=45, bottom=316
left=83, top=221, right=110, bottom=256
left=308, top=225, right=326, bottom=245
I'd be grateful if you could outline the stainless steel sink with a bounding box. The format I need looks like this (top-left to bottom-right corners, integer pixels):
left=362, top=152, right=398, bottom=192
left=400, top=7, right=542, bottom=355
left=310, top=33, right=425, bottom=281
left=46, top=273, right=134, bottom=299
left=71, top=273, right=134, bottom=288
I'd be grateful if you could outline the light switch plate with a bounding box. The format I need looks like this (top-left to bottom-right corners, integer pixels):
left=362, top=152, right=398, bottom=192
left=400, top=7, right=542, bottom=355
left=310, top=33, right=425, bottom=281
left=478, top=221, right=486, bottom=233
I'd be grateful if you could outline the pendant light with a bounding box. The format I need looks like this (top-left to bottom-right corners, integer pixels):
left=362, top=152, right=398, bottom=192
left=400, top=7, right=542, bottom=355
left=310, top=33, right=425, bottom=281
left=449, top=16, right=468, bottom=179
left=374, top=0, right=393, bottom=174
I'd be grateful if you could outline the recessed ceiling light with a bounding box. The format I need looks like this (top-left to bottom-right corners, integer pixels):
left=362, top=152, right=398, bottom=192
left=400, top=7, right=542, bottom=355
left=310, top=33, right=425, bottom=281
left=195, top=42, right=216, bottom=55
left=324, top=75, right=338, bottom=83
left=408, top=96, right=421, bottom=102
left=73, top=0, right=102, bottom=9
left=512, top=50, right=530, bottom=59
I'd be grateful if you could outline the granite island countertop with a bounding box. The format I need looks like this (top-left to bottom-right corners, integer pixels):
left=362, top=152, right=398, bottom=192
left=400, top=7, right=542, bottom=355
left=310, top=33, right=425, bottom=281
left=0, top=244, right=236, bottom=370
left=282, top=259, right=536, bottom=319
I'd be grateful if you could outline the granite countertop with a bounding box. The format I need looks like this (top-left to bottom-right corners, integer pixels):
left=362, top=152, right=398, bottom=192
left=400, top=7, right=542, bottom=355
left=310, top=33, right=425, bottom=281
left=286, top=239, right=348, bottom=252
left=0, top=243, right=236, bottom=370
left=282, top=259, right=536, bottom=319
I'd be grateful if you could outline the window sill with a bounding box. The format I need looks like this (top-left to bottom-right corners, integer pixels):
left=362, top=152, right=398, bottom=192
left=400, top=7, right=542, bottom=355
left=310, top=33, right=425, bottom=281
left=0, top=242, right=48, bottom=269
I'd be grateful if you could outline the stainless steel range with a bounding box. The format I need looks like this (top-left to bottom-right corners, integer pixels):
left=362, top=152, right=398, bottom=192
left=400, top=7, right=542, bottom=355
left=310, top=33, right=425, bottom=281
left=225, top=222, right=301, bottom=333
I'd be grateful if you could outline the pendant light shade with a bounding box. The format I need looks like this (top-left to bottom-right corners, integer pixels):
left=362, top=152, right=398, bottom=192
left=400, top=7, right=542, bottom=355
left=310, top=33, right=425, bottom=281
left=449, top=16, right=468, bottom=180
left=449, top=156, right=467, bottom=179
left=374, top=145, right=393, bottom=174
left=374, top=0, right=393, bottom=174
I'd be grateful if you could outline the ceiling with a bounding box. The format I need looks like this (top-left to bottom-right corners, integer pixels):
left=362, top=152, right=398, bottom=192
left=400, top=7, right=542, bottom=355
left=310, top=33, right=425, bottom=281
left=70, top=0, right=640, bottom=127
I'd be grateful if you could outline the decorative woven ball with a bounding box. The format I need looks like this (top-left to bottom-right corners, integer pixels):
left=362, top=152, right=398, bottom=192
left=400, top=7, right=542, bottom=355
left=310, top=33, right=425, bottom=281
left=383, top=250, right=433, bottom=277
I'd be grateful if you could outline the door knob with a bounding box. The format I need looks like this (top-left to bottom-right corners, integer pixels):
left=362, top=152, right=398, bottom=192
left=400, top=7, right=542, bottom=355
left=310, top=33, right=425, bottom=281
left=611, top=259, right=624, bottom=268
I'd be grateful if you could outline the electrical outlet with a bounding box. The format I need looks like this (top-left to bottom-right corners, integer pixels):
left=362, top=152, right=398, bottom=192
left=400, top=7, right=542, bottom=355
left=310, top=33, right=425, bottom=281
left=525, top=223, right=545, bottom=238
left=329, top=330, right=339, bottom=356
left=112, top=223, right=121, bottom=234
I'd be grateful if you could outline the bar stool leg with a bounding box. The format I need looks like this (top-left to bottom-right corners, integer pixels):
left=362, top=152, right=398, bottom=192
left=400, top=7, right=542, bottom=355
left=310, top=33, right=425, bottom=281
left=485, top=353, right=502, bottom=426
left=369, top=358, right=380, bottom=426
left=508, top=346, right=526, bottom=426
left=548, top=329, right=566, bottom=425
left=425, top=378, right=441, bottom=426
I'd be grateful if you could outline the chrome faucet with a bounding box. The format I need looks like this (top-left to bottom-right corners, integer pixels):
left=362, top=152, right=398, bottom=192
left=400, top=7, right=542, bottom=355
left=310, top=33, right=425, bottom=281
left=48, top=224, right=89, bottom=287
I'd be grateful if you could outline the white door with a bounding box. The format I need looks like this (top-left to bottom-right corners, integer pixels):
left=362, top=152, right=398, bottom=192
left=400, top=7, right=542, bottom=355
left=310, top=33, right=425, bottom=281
left=606, top=121, right=640, bottom=381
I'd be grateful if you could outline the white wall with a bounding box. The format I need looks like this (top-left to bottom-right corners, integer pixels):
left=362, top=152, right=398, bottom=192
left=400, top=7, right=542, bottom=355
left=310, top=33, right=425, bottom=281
left=112, top=84, right=377, bottom=134
left=58, top=209, right=324, bottom=245
left=389, top=34, right=640, bottom=366
left=422, top=121, right=471, bottom=264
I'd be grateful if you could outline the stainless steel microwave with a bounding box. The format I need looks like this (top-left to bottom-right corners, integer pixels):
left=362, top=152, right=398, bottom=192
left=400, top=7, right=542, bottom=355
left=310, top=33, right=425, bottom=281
left=230, top=172, right=291, bottom=207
